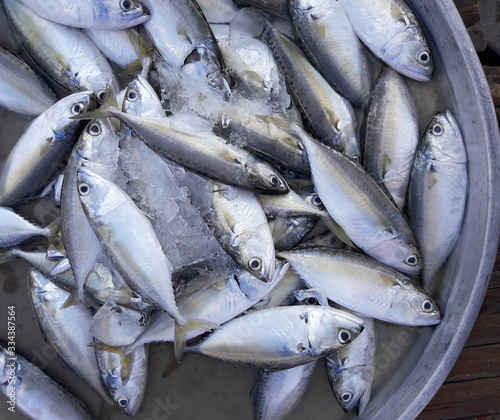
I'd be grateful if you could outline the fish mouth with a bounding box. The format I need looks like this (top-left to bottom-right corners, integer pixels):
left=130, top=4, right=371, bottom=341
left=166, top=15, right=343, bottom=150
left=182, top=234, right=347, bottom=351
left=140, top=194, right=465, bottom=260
left=394, top=65, right=433, bottom=82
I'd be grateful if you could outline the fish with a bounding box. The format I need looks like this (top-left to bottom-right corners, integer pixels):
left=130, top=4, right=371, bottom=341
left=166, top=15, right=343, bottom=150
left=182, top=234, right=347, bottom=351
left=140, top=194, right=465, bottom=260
left=0, top=91, right=96, bottom=207
left=76, top=167, right=218, bottom=359
left=207, top=183, right=275, bottom=281
left=278, top=247, right=441, bottom=325
left=16, top=0, right=150, bottom=29
left=363, top=66, right=419, bottom=210
left=90, top=302, right=150, bottom=346
left=0, top=343, right=93, bottom=420
left=338, top=0, right=433, bottom=81
left=95, top=344, right=149, bottom=415
left=0, top=208, right=53, bottom=248
left=252, top=361, right=318, bottom=420
left=325, top=315, right=376, bottom=415
left=141, top=0, right=230, bottom=97
left=408, top=110, right=467, bottom=285
left=28, top=268, right=112, bottom=404
left=5, top=0, right=120, bottom=94
left=61, top=117, right=121, bottom=307
left=264, top=26, right=360, bottom=160
left=212, top=8, right=291, bottom=109
left=186, top=305, right=364, bottom=369
left=75, top=90, right=289, bottom=194
left=0, top=46, right=56, bottom=116
left=289, top=0, right=373, bottom=107
left=295, top=126, right=422, bottom=275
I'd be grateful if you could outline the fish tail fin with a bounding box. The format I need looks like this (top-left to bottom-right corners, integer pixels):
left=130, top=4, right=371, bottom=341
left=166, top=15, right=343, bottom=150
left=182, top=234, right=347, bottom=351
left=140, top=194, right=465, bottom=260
left=42, top=216, right=61, bottom=238
left=59, top=288, right=94, bottom=310
left=71, top=87, right=119, bottom=120
left=173, top=318, right=220, bottom=362
left=49, top=257, right=71, bottom=276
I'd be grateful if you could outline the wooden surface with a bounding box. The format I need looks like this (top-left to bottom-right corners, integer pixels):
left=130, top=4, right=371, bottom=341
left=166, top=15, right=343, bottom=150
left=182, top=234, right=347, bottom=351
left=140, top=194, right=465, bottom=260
left=419, top=248, right=500, bottom=419
left=418, top=3, right=500, bottom=418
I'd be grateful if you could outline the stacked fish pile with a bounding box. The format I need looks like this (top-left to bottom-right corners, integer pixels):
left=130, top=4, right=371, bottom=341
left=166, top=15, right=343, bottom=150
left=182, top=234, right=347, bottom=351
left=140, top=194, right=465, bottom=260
left=0, top=0, right=468, bottom=418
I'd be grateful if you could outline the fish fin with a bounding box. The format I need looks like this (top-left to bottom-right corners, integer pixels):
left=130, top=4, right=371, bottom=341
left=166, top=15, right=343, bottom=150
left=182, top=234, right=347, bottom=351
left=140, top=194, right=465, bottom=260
left=116, top=60, right=143, bottom=76
left=59, top=290, right=94, bottom=310
left=70, top=87, right=119, bottom=120
left=49, top=257, right=71, bottom=276
left=60, top=291, right=79, bottom=309
left=319, top=215, right=355, bottom=248
left=357, top=388, right=372, bottom=416
left=174, top=318, right=220, bottom=362
left=120, top=351, right=135, bottom=385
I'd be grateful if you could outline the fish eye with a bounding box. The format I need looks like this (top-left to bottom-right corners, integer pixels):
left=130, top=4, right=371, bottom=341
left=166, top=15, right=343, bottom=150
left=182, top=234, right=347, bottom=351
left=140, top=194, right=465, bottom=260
left=116, top=397, right=129, bottom=408
left=248, top=257, right=262, bottom=272
left=138, top=312, right=147, bottom=327
left=418, top=50, right=430, bottom=64
left=269, top=175, right=280, bottom=187
left=71, top=102, right=85, bottom=115
left=310, top=194, right=324, bottom=209
left=431, top=123, right=444, bottom=136
left=341, top=392, right=353, bottom=403
left=78, top=183, right=91, bottom=196
left=305, top=297, right=318, bottom=305
left=126, top=89, right=139, bottom=102
left=87, top=122, right=101, bottom=136
left=405, top=255, right=418, bottom=266
left=338, top=329, right=351, bottom=344
left=420, top=299, right=434, bottom=313
left=96, top=89, right=106, bottom=103
left=120, top=0, right=134, bottom=11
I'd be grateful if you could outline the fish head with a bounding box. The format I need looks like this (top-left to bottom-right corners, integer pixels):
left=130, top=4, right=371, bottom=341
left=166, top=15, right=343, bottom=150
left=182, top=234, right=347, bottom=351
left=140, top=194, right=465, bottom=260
left=307, top=307, right=364, bottom=354
left=76, top=167, right=127, bottom=219
left=100, top=350, right=147, bottom=416
left=395, top=282, right=441, bottom=326
left=235, top=260, right=288, bottom=300
left=376, top=232, right=422, bottom=276
left=326, top=359, right=373, bottom=414
left=123, top=76, right=164, bottom=117
left=28, top=269, right=63, bottom=303
left=421, top=110, right=467, bottom=164
left=101, top=0, right=150, bottom=28
left=231, top=228, right=275, bottom=281
left=382, top=23, right=432, bottom=82
left=76, top=119, right=120, bottom=164
left=59, top=91, right=98, bottom=121
left=245, top=161, right=289, bottom=194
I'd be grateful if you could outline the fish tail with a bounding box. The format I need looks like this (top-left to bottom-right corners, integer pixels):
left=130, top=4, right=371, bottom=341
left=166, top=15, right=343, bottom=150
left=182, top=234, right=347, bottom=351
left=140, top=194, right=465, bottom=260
left=59, top=289, right=94, bottom=310
left=42, top=216, right=61, bottom=238
left=70, top=87, right=119, bottom=121
left=49, top=257, right=71, bottom=276
left=173, top=318, right=220, bottom=362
